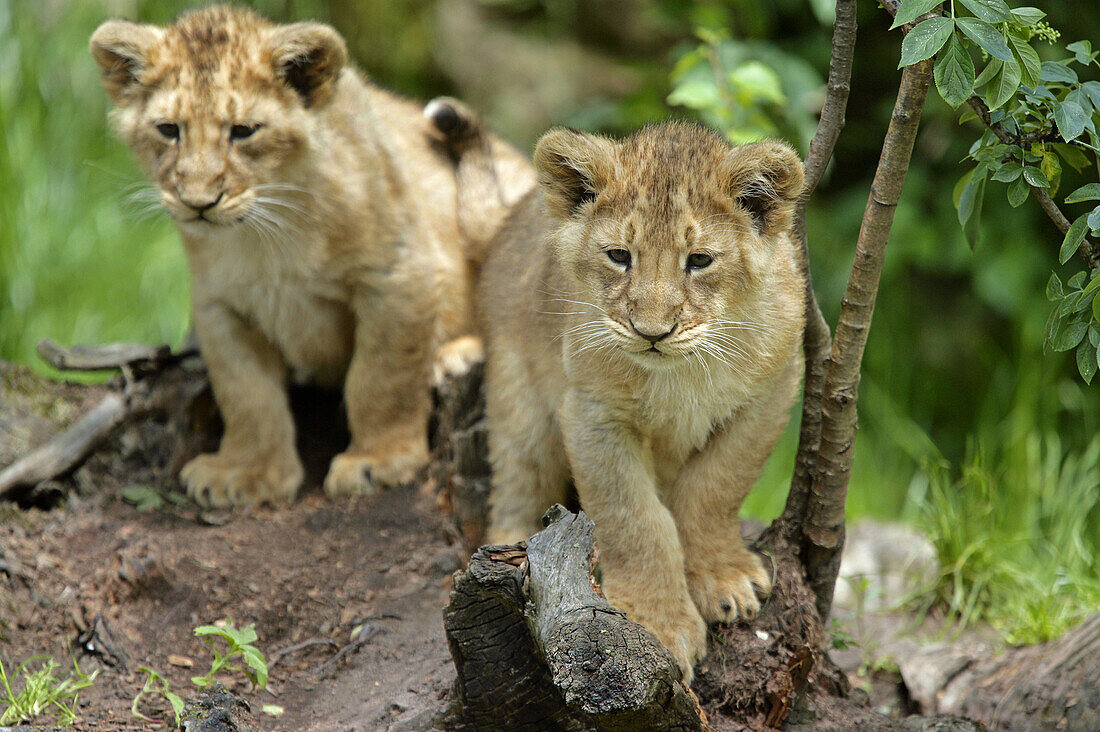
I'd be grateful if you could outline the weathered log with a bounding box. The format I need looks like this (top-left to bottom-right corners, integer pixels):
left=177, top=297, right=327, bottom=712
left=899, top=613, right=1100, bottom=732
left=442, top=505, right=708, bottom=731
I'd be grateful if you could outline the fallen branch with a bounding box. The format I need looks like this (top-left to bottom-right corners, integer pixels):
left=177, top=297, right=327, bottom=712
left=0, top=392, right=127, bottom=501
left=36, top=339, right=194, bottom=372
left=442, top=505, right=707, bottom=731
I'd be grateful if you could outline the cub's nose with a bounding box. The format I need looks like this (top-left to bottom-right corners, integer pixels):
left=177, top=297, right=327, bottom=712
left=179, top=191, right=224, bottom=213
left=631, top=322, right=675, bottom=343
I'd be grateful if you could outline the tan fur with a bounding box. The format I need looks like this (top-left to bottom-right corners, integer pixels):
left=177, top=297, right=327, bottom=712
left=480, top=122, right=805, bottom=681
left=90, top=5, right=533, bottom=507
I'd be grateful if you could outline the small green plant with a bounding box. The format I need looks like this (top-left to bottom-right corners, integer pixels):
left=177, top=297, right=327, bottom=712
left=0, top=656, right=97, bottom=727
left=130, top=622, right=268, bottom=726
left=131, top=666, right=184, bottom=725
left=191, top=623, right=269, bottom=692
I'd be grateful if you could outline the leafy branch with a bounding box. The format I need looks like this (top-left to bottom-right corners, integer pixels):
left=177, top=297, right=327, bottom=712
left=887, top=0, right=1100, bottom=383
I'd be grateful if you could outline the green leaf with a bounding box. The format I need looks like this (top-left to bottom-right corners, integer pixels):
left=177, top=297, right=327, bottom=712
left=1077, top=339, right=1098, bottom=384
left=1053, top=320, right=1089, bottom=352
left=1066, top=184, right=1100, bottom=203
left=891, top=0, right=945, bottom=29
left=1055, top=144, right=1091, bottom=172
left=1067, top=40, right=1095, bottom=65
left=193, top=625, right=227, bottom=638
left=985, top=57, right=1021, bottom=111
left=1009, top=7, right=1045, bottom=25
left=666, top=79, right=723, bottom=111
left=1082, top=82, right=1100, bottom=112
left=991, top=162, right=1023, bottom=182
left=1095, top=292, right=1100, bottom=322
left=1061, top=214, right=1090, bottom=264
left=1088, top=206, right=1100, bottom=233
left=899, top=17, right=955, bottom=68
left=1007, top=175, right=1030, bottom=207
left=934, top=34, right=976, bottom=108
left=956, top=18, right=1013, bottom=63
left=121, top=485, right=163, bottom=512
left=958, top=0, right=1012, bottom=23
left=1069, top=271, right=1087, bottom=290
left=1046, top=272, right=1064, bottom=301
left=1022, top=166, right=1049, bottom=189
left=1041, top=62, right=1078, bottom=85
left=957, top=166, right=988, bottom=248
left=1008, top=33, right=1041, bottom=90
left=1041, top=150, right=1062, bottom=191
left=973, top=58, right=1002, bottom=88
left=1054, top=100, right=1088, bottom=142
left=1090, top=323, right=1100, bottom=347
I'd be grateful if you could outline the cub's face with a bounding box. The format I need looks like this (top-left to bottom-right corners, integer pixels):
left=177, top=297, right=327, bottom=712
left=90, top=6, right=346, bottom=234
left=534, top=124, right=804, bottom=367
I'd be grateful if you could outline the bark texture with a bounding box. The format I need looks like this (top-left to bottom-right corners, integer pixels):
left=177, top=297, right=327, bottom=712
left=441, top=505, right=707, bottom=731
left=802, top=58, right=933, bottom=620
left=781, top=0, right=855, bottom=529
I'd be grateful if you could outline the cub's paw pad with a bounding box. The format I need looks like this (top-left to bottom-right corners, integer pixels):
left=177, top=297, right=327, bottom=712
left=432, top=336, right=484, bottom=387
left=689, top=552, right=773, bottom=624
left=180, top=454, right=300, bottom=508
left=323, top=450, right=426, bottom=499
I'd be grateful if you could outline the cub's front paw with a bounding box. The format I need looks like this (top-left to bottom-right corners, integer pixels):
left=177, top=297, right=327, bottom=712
left=606, top=588, right=707, bottom=684
left=432, top=335, right=484, bottom=387
left=687, top=549, right=773, bottom=624
left=323, top=447, right=428, bottom=499
left=180, top=452, right=302, bottom=508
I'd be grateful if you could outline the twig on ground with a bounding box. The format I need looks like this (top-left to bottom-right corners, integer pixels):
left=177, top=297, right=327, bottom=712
left=313, top=624, right=382, bottom=678
left=268, top=638, right=339, bottom=669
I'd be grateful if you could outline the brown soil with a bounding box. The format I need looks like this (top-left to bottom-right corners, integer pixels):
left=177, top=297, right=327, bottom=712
left=0, top=365, right=462, bottom=731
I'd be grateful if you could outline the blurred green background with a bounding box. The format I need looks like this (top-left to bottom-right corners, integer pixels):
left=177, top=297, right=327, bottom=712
left=1, top=0, right=1097, bottom=639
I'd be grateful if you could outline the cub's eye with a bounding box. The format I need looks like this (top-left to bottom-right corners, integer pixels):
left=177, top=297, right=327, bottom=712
left=156, top=123, right=180, bottom=140
left=687, top=252, right=713, bottom=270
left=606, top=248, right=631, bottom=266
left=230, top=124, right=261, bottom=141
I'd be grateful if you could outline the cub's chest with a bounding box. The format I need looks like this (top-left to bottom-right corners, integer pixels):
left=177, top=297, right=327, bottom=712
left=191, top=243, right=356, bottom=388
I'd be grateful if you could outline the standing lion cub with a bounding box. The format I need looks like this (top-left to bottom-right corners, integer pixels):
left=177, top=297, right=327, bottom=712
left=481, top=122, right=805, bottom=680
left=90, top=6, right=532, bottom=507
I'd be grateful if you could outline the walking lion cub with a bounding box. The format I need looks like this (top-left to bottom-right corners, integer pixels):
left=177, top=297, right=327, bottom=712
left=90, top=6, right=532, bottom=507
left=481, top=122, right=805, bottom=680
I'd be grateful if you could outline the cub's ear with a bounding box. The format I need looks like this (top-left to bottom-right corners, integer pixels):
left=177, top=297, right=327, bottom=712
left=90, top=20, right=163, bottom=105
left=726, top=141, right=804, bottom=237
left=268, top=22, right=347, bottom=108
left=533, top=128, right=617, bottom=220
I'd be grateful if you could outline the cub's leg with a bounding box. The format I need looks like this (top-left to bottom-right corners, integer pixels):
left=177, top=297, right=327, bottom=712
left=181, top=304, right=303, bottom=507
left=484, top=354, right=570, bottom=545
left=669, top=369, right=799, bottom=624
left=323, top=288, right=435, bottom=497
left=560, top=390, right=706, bottom=683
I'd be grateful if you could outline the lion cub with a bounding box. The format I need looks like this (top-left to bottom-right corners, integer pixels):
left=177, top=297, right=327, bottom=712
left=91, top=6, right=532, bottom=507
left=481, top=122, right=805, bottom=680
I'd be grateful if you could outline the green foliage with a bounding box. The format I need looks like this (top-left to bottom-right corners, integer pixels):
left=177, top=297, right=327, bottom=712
left=0, top=656, right=97, bottom=727
left=667, top=29, right=823, bottom=151
left=916, top=435, right=1100, bottom=644
left=191, top=623, right=269, bottom=692
left=131, top=666, right=185, bottom=725
left=894, top=0, right=1100, bottom=383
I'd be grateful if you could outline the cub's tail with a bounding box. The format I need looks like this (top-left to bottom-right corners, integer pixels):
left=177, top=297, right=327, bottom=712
left=424, top=97, right=534, bottom=266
